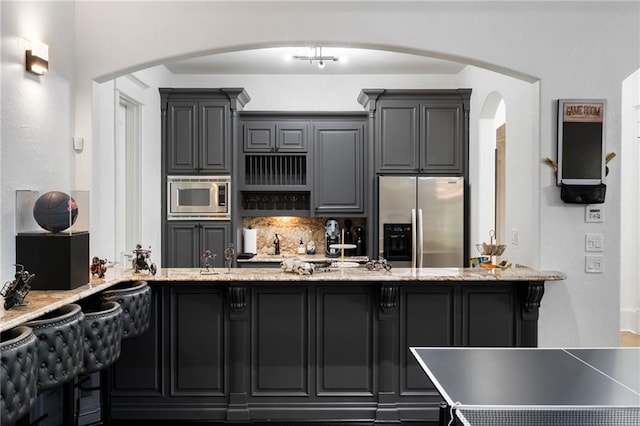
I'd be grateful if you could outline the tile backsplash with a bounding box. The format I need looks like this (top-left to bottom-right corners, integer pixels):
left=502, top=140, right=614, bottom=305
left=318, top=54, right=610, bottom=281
left=241, top=217, right=366, bottom=255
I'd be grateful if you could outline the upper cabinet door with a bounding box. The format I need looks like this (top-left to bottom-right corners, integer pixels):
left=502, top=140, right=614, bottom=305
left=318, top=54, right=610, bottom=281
left=276, top=121, right=308, bottom=152
left=200, top=100, right=231, bottom=173
left=375, top=101, right=420, bottom=173
left=313, top=120, right=365, bottom=215
left=420, top=102, right=463, bottom=174
left=167, top=100, right=199, bottom=173
left=166, top=99, right=231, bottom=174
left=243, top=121, right=276, bottom=152
left=244, top=121, right=308, bottom=153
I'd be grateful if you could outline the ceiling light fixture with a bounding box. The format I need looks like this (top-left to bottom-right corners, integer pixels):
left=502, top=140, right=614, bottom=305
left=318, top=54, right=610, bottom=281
left=292, top=47, right=340, bottom=69
left=26, top=40, right=49, bottom=75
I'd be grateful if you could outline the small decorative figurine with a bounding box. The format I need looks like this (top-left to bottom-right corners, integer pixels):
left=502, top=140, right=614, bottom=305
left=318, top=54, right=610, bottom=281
left=273, top=233, right=281, bottom=255
left=200, top=249, right=217, bottom=275
left=1, top=264, right=35, bottom=310
left=306, top=240, right=316, bottom=255
left=90, top=256, right=108, bottom=278
left=365, top=257, right=392, bottom=271
left=132, top=244, right=157, bottom=275
left=224, top=243, right=235, bottom=273
left=280, top=258, right=315, bottom=275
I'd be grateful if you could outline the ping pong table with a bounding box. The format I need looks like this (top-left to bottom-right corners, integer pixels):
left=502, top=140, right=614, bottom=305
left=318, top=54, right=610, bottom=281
left=410, top=347, right=640, bottom=426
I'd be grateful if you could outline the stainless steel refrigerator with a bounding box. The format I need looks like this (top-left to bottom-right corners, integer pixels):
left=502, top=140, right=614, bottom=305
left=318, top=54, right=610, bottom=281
left=378, top=176, right=464, bottom=267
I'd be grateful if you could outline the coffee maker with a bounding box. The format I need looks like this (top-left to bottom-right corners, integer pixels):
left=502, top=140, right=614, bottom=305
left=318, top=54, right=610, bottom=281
left=325, top=219, right=340, bottom=257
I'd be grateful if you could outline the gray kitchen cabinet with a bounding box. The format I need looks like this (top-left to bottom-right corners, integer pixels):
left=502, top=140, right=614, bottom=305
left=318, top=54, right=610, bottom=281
left=110, top=280, right=543, bottom=423
left=359, top=89, right=470, bottom=175
left=376, top=100, right=420, bottom=171
left=111, top=283, right=228, bottom=422
left=161, top=88, right=249, bottom=174
left=420, top=101, right=464, bottom=173
left=165, top=99, right=230, bottom=173
left=165, top=221, right=230, bottom=268
left=313, top=119, right=366, bottom=215
left=243, top=120, right=308, bottom=153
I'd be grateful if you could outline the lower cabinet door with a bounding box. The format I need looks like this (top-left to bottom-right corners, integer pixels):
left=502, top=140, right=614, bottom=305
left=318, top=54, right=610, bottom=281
left=165, top=221, right=229, bottom=268
left=200, top=223, right=230, bottom=268
left=170, top=286, right=226, bottom=396
left=316, top=286, right=374, bottom=396
left=400, top=286, right=457, bottom=395
left=165, top=222, right=200, bottom=267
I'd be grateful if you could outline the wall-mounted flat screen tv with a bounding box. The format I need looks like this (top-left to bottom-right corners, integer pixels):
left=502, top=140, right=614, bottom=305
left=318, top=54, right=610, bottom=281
left=557, top=99, right=606, bottom=186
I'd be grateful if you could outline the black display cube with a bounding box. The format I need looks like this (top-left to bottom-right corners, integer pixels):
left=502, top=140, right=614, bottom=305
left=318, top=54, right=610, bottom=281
left=16, top=232, right=89, bottom=290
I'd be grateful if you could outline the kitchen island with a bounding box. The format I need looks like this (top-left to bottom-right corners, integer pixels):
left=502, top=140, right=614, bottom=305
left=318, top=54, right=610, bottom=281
left=1, top=266, right=564, bottom=424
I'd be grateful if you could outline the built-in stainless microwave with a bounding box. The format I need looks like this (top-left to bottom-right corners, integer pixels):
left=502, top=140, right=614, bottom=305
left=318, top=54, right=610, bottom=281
left=167, top=176, right=230, bottom=220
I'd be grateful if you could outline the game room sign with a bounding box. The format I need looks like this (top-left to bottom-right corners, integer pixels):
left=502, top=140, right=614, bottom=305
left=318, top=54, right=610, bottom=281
left=562, top=102, right=604, bottom=123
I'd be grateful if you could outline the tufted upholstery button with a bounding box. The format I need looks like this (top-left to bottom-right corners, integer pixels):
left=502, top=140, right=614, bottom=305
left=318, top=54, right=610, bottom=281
left=1, top=326, right=37, bottom=424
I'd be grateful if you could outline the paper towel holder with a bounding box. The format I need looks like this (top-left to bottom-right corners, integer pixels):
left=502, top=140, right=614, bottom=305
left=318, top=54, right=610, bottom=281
left=243, top=227, right=258, bottom=254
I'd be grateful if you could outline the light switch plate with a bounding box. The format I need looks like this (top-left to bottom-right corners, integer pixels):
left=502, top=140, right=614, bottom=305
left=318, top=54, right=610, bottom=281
left=73, top=137, right=84, bottom=152
left=510, top=228, right=519, bottom=245
left=585, top=205, right=604, bottom=223
left=585, top=255, right=603, bottom=273
left=585, top=233, right=603, bottom=252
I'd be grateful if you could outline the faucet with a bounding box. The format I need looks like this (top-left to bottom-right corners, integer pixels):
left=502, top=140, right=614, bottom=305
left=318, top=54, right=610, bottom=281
left=274, top=233, right=280, bottom=255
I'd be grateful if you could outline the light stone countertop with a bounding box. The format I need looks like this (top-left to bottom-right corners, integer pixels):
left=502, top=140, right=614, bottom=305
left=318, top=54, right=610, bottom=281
left=0, top=266, right=565, bottom=332
left=237, top=254, right=369, bottom=263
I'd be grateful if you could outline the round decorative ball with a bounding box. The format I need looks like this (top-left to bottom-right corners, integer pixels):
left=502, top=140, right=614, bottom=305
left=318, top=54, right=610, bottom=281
left=33, top=191, right=79, bottom=233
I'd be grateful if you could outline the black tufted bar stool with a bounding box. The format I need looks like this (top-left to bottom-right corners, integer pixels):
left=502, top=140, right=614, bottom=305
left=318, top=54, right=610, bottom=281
left=102, top=281, right=150, bottom=340
left=24, top=304, right=85, bottom=391
left=74, top=300, right=123, bottom=426
left=79, top=300, right=123, bottom=376
left=1, top=326, right=38, bottom=425
left=24, top=303, right=84, bottom=425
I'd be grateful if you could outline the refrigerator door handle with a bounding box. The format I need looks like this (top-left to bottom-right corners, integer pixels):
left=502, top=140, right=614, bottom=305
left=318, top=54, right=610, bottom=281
left=411, top=209, right=417, bottom=269
left=418, top=208, right=424, bottom=268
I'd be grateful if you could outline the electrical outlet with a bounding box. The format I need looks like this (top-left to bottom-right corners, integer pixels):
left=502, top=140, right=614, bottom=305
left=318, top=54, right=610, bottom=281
left=585, top=255, right=604, bottom=273
left=585, top=205, right=604, bottom=223
left=585, top=234, right=603, bottom=252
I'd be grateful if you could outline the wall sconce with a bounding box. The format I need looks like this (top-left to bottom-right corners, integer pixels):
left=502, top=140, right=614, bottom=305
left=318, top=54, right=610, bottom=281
left=26, top=40, right=49, bottom=75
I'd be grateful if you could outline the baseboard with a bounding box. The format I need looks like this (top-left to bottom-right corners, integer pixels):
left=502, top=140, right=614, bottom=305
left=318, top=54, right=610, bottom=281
left=620, top=308, right=639, bottom=334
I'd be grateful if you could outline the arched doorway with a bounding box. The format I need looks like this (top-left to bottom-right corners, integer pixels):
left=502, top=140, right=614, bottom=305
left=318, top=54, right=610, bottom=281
left=474, top=92, right=506, bottom=255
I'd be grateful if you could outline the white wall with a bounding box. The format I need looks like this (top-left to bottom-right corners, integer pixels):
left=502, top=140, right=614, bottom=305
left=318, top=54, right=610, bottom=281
left=0, top=1, right=76, bottom=282
left=621, top=69, right=640, bottom=333
left=172, top=74, right=457, bottom=110
left=92, top=66, right=172, bottom=263
left=457, top=67, right=539, bottom=268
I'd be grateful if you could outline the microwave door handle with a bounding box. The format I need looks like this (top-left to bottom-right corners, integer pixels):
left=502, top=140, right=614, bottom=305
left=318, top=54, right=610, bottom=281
left=418, top=208, right=424, bottom=269
left=411, top=209, right=417, bottom=269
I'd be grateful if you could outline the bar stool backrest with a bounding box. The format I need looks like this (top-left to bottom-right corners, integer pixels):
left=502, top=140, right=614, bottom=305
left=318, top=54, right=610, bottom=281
left=1, top=325, right=38, bottom=425
left=24, top=303, right=85, bottom=390
left=80, top=300, right=123, bottom=375
left=102, top=281, right=151, bottom=340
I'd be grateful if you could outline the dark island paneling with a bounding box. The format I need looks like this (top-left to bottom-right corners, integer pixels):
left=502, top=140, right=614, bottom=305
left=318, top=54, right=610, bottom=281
left=110, top=280, right=545, bottom=424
